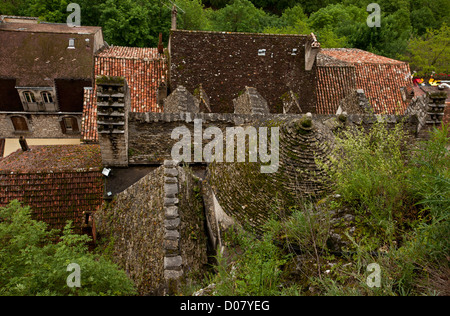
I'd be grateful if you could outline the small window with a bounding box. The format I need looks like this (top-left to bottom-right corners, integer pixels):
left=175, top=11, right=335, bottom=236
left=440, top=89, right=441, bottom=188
left=68, top=38, right=75, bottom=49
left=23, top=91, right=36, bottom=103
left=42, top=92, right=53, bottom=103
left=60, top=116, right=79, bottom=134
left=258, top=49, right=266, bottom=56
left=11, top=116, right=29, bottom=132
left=64, top=117, right=74, bottom=131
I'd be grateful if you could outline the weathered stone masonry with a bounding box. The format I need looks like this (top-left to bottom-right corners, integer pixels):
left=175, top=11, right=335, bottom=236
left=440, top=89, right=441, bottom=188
left=94, top=161, right=208, bottom=295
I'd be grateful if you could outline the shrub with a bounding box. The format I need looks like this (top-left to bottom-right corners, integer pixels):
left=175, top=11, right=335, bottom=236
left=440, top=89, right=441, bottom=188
left=321, top=122, right=414, bottom=246
left=0, top=200, right=137, bottom=296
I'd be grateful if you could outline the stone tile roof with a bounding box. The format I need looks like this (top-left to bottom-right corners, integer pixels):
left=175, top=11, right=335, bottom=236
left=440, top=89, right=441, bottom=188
left=82, top=46, right=167, bottom=142
left=0, top=19, right=102, bottom=34
left=0, top=144, right=103, bottom=232
left=316, top=48, right=413, bottom=114
left=0, top=22, right=102, bottom=88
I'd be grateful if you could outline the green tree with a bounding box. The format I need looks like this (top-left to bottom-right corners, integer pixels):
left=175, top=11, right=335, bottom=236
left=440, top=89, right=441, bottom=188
left=210, top=0, right=272, bottom=33
left=175, top=0, right=211, bottom=30
left=98, top=0, right=170, bottom=47
left=21, top=0, right=69, bottom=23
left=403, top=23, right=450, bottom=76
left=0, top=200, right=136, bottom=296
left=263, top=4, right=311, bottom=34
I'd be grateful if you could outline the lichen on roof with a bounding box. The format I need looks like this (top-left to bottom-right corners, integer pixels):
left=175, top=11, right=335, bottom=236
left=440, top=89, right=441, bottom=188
left=96, top=75, right=126, bottom=85
left=0, top=144, right=102, bottom=173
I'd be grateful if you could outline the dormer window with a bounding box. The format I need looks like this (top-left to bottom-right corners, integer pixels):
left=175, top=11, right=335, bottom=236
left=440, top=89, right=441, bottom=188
left=41, top=91, right=53, bottom=103
left=68, top=38, right=75, bottom=49
left=23, top=91, right=36, bottom=103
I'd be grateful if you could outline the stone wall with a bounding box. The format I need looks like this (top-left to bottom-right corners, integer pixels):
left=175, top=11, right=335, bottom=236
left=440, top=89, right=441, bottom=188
left=0, top=113, right=81, bottom=138
left=127, top=112, right=304, bottom=164
left=94, top=166, right=166, bottom=295
left=94, top=162, right=208, bottom=295
left=337, top=89, right=371, bottom=115
left=169, top=30, right=318, bottom=113
left=404, top=91, right=448, bottom=138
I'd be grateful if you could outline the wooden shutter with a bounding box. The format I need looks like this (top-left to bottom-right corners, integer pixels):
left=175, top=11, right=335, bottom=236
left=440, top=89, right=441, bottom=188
left=71, top=117, right=79, bottom=132
left=60, top=119, right=67, bottom=134
left=11, top=116, right=28, bottom=131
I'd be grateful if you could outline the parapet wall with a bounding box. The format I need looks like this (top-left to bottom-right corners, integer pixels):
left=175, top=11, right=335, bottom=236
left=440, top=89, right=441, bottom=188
left=127, top=111, right=420, bottom=165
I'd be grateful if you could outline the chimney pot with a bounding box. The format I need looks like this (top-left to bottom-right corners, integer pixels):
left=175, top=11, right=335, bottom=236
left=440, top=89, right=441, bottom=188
left=19, top=136, right=29, bottom=151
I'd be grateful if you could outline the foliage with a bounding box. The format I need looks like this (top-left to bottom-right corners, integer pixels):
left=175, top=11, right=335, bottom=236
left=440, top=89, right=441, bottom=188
left=209, top=0, right=274, bottom=33
left=175, top=0, right=211, bottom=31
left=212, top=226, right=289, bottom=296
left=321, top=123, right=413, bottom=246
left=402, top=23, right=450, bottom=76
left=0, top=200, right=137, bottom=296
left=2, top=0, right=450, bottom=66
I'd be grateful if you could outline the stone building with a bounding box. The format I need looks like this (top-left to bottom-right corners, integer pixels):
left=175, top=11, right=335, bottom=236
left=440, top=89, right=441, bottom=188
left=0, top=15, right=105, bottom=156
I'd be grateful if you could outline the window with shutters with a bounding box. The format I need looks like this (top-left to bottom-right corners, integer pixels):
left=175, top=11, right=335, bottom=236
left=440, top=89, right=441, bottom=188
left=10, top=116, right=29, bottom=132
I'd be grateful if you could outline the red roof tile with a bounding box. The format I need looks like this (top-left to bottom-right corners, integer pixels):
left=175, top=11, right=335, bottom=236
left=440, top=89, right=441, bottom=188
left=82, top=46, right=167, bottom=142
left=82, top=88, right=97, bottom=143
left=316, top=48, right=413, bottom=114
left=0, top=144, right=103, bottom=232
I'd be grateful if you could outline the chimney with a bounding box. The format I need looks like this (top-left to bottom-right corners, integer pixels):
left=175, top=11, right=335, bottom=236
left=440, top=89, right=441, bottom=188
left=305, top=33, right=321, bottom=71
left=19, top=136, right=29, bottom=151
left=96, top=76, right=130, bottom=167
left=158, top=33, right=164, bottom=54
left=171, top=5, right=178, bottom=30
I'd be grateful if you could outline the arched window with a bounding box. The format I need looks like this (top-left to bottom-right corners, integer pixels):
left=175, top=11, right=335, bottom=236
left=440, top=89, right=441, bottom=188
left=23, top=91, right=36, bottom=103
left=60, top=116, right=79, bottom=134
left=41, top=91, right=53, bottom=103
left=10, top=116, right=29, bottom=132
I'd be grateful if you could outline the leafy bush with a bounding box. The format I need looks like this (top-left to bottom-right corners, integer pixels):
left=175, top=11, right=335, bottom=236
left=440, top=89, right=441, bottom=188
left=321, top=122, right=414, bottom=246
left=0, top=200, right=137, bottom=296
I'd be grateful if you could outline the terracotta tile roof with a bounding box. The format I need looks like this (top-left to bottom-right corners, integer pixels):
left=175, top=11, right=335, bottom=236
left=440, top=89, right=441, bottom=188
left=0, top=144, right=103, bottom=232
left=96, top=46, right=161, bottom=60
left=316, top=64, right=356, bottom=114
left=0, top=20, right=102, bottom=34
left=316, top=48, right=413, bottom=114
left=321, top=48, right=405, bottom=65
left=82, top=46, right=167, bottom=142
left=82, top=88, right=97, bottom=143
